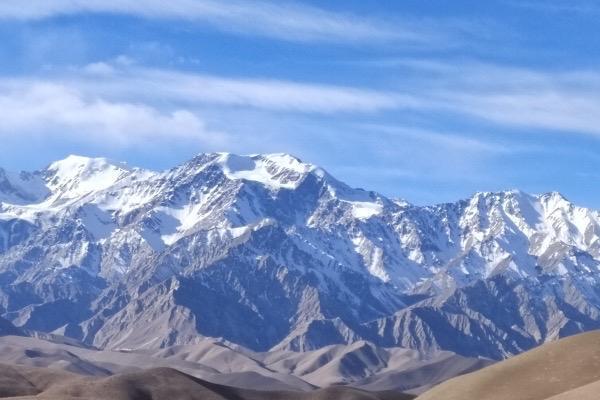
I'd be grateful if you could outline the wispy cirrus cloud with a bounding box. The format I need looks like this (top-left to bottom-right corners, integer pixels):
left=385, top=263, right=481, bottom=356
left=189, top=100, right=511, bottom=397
left=439, top=90, right=600, bottom=135
left=367, top=59, right=600, bottom=137
left=0, top=0, right=435, bottom=45
left=356, top=124, right=509, bottom=153
left=56, top=61, right=411, bottom=114
left=424, top=64, right=600, bottom=136
left=0, top=61, right=410, bottom=149
left=6, top=58, right=600, bottom=147
left=306, top=56, right=600, bottom=137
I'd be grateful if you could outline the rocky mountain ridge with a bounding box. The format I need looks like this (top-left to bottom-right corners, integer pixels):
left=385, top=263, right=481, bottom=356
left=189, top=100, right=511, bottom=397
left=1, top=153, right=599, bottom=359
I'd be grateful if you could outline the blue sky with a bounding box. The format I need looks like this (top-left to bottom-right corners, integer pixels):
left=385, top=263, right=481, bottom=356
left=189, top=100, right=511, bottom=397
left=1, top=0, right=600, bottom=207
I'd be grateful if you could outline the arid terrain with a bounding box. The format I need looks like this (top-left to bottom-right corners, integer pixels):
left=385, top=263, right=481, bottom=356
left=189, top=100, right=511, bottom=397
left=4, top=331, right=600, bottom=399
left=0, top=332, right=486, bottom=398
left=0, top=363, right=416, bottom=400
left=416, top=331, right=600, bottom=400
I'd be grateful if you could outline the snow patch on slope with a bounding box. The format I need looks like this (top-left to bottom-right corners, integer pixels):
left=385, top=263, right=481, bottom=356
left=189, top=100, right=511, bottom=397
left=158, top=201, right=210, bottom=246
left=0, top=169, right=49, bottom=204
left=352, top=234, right=389, bottom=282
left=218, top=153, right=314, bottom=190
left=350, top=201, right=383, bottom=219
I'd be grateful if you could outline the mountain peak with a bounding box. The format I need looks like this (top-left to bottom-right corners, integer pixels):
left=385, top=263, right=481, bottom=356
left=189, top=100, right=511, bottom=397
left=44, top=155, right=132, bottom=200
left=213, top=152, right=317, bottom=190
left=47, top=155, right=129, bottom=172
left=470, top=189, right=530, bottom=199
left=254, top=152, right=307, bottom=167
left=540, top=191, right=570, bottom=202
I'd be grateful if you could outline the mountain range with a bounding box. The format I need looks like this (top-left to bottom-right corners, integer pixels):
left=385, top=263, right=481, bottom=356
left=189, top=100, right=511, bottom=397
left=1, top=153, right=600, bottom=361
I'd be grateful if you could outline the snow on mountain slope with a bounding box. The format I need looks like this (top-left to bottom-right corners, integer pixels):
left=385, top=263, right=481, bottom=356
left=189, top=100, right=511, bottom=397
left=0, top=168, right=48, bottom=205
left=1, top=153, right=600, bottom=360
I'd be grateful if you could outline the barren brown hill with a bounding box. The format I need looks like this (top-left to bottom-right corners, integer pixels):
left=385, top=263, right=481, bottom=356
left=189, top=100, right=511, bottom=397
left=416, top=330, right=600, bottom=400
left=0, top=335, right=489, bottom=394
left=0, top=363, right=416, bottom=400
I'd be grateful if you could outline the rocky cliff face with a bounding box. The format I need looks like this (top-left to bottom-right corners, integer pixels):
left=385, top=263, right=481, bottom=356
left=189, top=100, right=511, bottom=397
left=1, top=153, right=600, bottom=359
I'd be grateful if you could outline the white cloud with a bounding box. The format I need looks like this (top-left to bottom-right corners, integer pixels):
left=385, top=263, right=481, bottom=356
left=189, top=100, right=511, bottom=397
left=428, top=65, right=600, bottom=136
left=0, top=0, right=427, bottom=44
left=375, top=60, right=600, bottom=137
left=4, top=57, right=600, bottom=157
left=439, top=91, right=600, bottom=136
left=0, top=80, right=226, bottom=146
left=358, top=124, right=508, bottom=153
left=82, top=62, right=116, bottom=75
left=66, top=63, right=409, bottom=114
left=0, top=62, right=416, bottom=151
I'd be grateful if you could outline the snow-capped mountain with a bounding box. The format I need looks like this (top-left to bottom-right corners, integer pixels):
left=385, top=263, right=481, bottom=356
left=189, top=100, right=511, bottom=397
left=1, top=153, right=600, bottom=359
